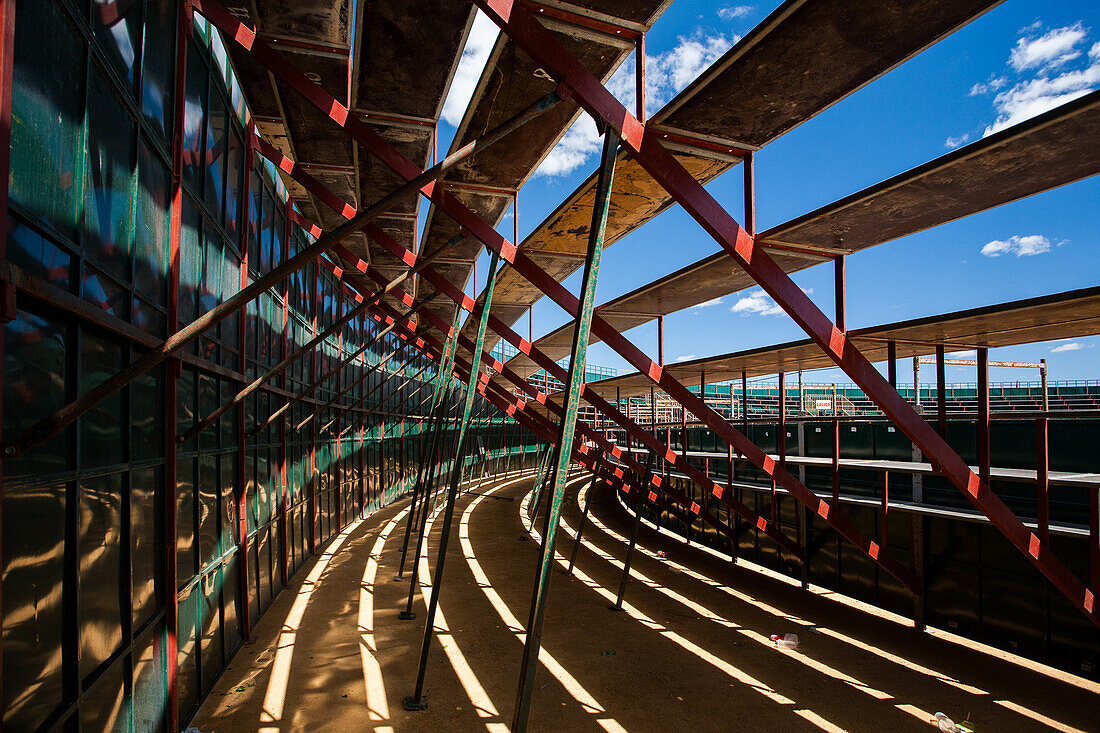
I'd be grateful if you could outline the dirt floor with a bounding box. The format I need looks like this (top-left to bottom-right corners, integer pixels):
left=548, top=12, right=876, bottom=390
left=191, top=468, right=1100, bottom=732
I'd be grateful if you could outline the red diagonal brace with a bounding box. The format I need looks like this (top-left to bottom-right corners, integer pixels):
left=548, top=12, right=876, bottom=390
left=475, top=0, right=1096, bottom=624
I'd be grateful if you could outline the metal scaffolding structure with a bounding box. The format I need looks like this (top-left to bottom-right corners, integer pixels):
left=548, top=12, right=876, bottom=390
left=1, top=1, right=1099, bottom=730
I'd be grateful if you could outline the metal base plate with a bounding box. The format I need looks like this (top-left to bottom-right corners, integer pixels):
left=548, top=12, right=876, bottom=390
left=403, top=695, right=428, bottom=711
left=393, top=574, right=404, bottom=581
left=399, top=610, right=417, bottom=620
left=607, top=604, right=623, bottom=612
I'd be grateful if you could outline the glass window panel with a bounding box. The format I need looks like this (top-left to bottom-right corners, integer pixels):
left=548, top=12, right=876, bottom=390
left=256, top=449, right=270, bottom=526
left=179, top=197, right=201, bottom=329
left=224, top=247, right=241, bottom=318
left=219, top=378, right=234, bottom=446
left=135, top=141, right=170, bottom=304
left=84, top=64, right=135, bottom=280
left=177, top=366, right=195, bottom=435
left=82, top=264, right=129, bottom=319
left=203, top=97, right=226, bottom=218
left=222, top=554, right=240, bottom=655
left=246, top=542, right=258, bottom=629
left=131, top=365, right=162, bottom=461
left=220, top=453, right=237, bottom=555
left=176, top=585, right=198, bottom=718
left=7, top=216, right=72, bottom=290
left=177, top=458, right=196, bottom=588
left=141, top=0, right=175, bottom=140
left=10, top=0, right=85, bottom=238
left=200, top=226, right=221, bottom=319
left=197, top=453, right=218, bottom=569
left=80, top=657, right=129, bottom=733
left=271, top=212, right=284, bottom=268
left=131, top=466, right=162, bottom=631
left=247, top=168, right=261, bottom=271
left=79, top=472, right=124, bottom=680
left=245, top=450, right=256, bottom=533
left=259, top=189, right=274, bottom=274
left=224, top=129, right=242, bottom=243
left=1, top=482, right=66, bottom=731
left=198, top=373, right=216, bottom=451
left=92, top=0, right=141, bottom=87
left=182, top=44, right=206, bottom=195
left=81, top=332, right=124, bottom=467
left=132, top=296, right=166, bottom=337
left=3, top=309, right=69, bottom=478
left=257, top=527, right=270, bottom=611
left=199, top=567, right=223, bottom=690
left=132, top=622, right=167, bottom=733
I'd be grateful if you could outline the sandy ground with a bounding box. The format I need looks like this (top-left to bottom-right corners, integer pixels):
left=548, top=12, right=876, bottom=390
left=191, top=468, right=1100, bottom=732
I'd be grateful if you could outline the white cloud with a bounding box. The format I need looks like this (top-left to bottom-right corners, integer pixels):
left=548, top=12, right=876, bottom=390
left=1051, top=341, right=1086, bottom=352
left=968, top=76, right=1007, bottom=96
left=973, top=23, right=1100, bottom=137
left=1009, top=23, right=1087, bottom=71
left=674, top=354, right=697, bottom=362
left=441, top=11, right=499, bottom=126
left=536, top=31, right=735, bottom=177
left=534, top=116, right=602, bottom=177
left=718, top=6, right=753, bottom=21
left=693, top=297, right=723, bottom=308
left=980, top=234, right=1053, bottom=257
left=945, top=133, right=970, bottom=149
left=731, top=287, right=812, bottom=317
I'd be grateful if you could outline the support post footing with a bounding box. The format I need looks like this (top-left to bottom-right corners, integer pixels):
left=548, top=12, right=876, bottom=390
left=399, top=611, right=417, bottom=620
left=403, top=696, right=428, bottom=711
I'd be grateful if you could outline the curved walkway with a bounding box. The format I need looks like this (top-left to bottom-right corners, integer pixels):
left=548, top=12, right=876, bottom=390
left=191, top=466, right=1100, bottom=732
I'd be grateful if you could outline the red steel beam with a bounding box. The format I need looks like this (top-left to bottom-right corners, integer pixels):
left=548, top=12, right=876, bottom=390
left=472, top=0, right=1096, bottom=623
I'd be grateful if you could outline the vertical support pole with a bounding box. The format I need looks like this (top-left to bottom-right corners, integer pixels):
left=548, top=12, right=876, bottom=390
left=406, top=243, right=504, bottom=709
left=744, top=151, right=755, bottom=237
left=913, top=357, right=921, bottom=413
left=888, top=340, right=897, bottom=388
left=165, top=7, right=192, bottom=729
left=1036, top=417, right=1049, bottom=545
left=681, top=389, right=689, bottom=544
left=610, top=452, right=655, bottom=611
left=529, top=304, right=533, bottom=346
left=649, top=386, right=658, bottom=485
left=741, top=370, right=748, bottom=436
left=912, top=514, right=925, bottom=630
left=1091, top=483, right=1100, bottom=610
left=657, top=315, right=664, bottom=367
left=566, top=452, right=603, bottom=576
left=510, top=130, right=619, bottom=732
left=936, top=345, right=947, bottom=438
left=880, top=470, right=889, bottom=548
left=1041, top=359, right=1049, bottom=412
left=978, top=347, right=990, bottom=489
left=727, top=440, right=736, bottom=563
left=616, top=386, right=622, bottom=447
left=635, top=33, right=646, bottom=123
left=775, top=372, right=784, bottom=525
left=831, top=418, right=840, bottom=506
left=834, top=255, right=846, bottom=332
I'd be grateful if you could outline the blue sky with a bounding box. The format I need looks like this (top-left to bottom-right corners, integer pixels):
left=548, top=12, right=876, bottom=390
left=432, top=1, right=1100, bottom=386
